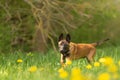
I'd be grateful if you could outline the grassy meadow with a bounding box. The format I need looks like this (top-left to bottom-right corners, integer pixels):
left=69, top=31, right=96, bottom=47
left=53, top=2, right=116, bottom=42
left=0, top=46, right=120, bottom=80
left=0, top=0, right=120, bottom=80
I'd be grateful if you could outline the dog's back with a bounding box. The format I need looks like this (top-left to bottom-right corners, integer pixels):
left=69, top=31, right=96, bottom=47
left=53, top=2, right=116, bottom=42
left=69, top=38, right=109, bottom=60
left=69, top=42, right=95, bottom=60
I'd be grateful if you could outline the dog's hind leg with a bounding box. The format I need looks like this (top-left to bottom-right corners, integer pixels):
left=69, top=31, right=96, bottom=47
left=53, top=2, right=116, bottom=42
left=86, top=48, right=96, bottom=63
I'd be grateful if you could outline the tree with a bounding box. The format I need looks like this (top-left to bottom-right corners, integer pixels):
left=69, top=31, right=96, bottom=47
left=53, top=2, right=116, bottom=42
left=24, top=0, right=91, bottom=52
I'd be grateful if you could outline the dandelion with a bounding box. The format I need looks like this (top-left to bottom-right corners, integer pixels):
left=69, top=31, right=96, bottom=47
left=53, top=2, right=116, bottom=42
left=70, top=67, right=86, bottom=80
left=86, top=64, right=92, bottom=69
left=94, top=62, right=100, bottom=67
left=65, top=59, right=72, bottom=65
left=113, top=73, right=119, bottom=79
left=28, top=66, right=37, bottom=72
left=104, top=57, right=113, bottom=66
left=108, top=64, right=118, bottom=73
left=99, top=57, right=113, bottom=66
left=118, top=60, right=120, bottom=66
left=58, top=68, right=64, bottom=73
left=99, top=58, right=106, bottom=63
left=58, top=68, right=68, bottom=79
left=17, top=59, right=23, bottom=63
left=71, top=67, right=81, bottom=76
left=59, top=70, right=68, bottom=79
left=98, top=73, right=110, bottom=80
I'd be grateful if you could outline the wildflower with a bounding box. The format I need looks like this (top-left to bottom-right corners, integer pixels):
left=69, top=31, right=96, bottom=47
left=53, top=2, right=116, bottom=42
left=65, top=59, right=72, bottom=65
left=99, top=57, right=114, bottom=66
left=108, top=64, right=118, bottom=73
left=58, top=68, right=64, bottom=73
left=59, top=70, right=68, bottom=79
left=86, top=64, right=92, bottom=69
left=118, top=60, right=120, bottom=66
left=71, top=67, right=81, bottom=76
left=104, top=57, right=113, bottom=66
left=94, top=62, right=100, bottom=67
left=17, top=59, right=23, bottom=63
left=58, top=68, right=68, bottom=79
left=70, top=67, right=86, bottom=80
left=28, top=66, right=37, bottom=72
left=113, top=73, right=119, bottom=79
left=99, top=58, right=106, bottom=63
left=98, top=73, right=110, bottom=80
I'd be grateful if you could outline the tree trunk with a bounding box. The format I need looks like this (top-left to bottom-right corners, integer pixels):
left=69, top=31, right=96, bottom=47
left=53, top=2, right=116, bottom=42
left=32, top=27, right=47, bottom=53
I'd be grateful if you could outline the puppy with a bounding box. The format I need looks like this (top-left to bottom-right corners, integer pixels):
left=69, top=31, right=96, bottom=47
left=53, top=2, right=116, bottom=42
left=58, top=33, right=109, bottom=64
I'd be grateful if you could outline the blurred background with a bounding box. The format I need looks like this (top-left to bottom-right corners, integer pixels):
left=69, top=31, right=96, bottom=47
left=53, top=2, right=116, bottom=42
left=0, top=0, right=120, bottom=53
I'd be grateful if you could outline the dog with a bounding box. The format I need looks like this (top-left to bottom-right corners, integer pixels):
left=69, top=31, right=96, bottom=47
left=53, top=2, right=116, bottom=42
left=58, top=33, right=109, bottom=65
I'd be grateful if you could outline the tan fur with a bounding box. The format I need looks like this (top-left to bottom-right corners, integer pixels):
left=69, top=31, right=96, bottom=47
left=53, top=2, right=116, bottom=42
left=60, top=42, right=96, bottom=64
left=69, top=42, right=96, bottom=59
left=58, top=34, right=109, bottom=65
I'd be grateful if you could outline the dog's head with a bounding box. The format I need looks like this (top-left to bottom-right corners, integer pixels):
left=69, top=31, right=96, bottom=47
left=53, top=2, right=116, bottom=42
left=58, top=33, right=71, bottom=54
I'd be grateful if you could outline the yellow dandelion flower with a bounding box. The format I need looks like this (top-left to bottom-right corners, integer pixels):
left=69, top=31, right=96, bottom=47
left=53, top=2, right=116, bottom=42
left=98, top=73, right=110, bottom=80
left=58, top=68, right=64, bottom=73
left=59, top=70, right=68, bottom=79
left=58, top=68, right=68, bottom=79
left=71, top=67, right=81, bottom=76
left=104, top=57, right=114, bottom=66
left=28, top=66, right=37, bottom=72
left=108, top=65, right=118, bottom=73
left=94, top=62, right=100, bottom=67
left=86, top=64, right=92, bottom=69
left=113, top=73, right=119, bottom=79
left=71, top=75, right=85, bottom=80
left=118, top=60, right=120, bottom=66
left=66, top=59, right=72, bottom=65
left=99, top=58, right=106, bottom=63
left=71, top=67, right=86, bottom=80
left=17, top=59, right=23, bottom=63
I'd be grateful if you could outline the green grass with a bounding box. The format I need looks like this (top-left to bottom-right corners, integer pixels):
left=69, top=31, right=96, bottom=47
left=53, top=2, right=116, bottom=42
left=0, top=46, right=120, bottom=80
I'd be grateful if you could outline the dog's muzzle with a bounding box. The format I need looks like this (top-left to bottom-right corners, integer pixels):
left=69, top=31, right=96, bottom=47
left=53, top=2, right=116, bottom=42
left=63, top=53, right=70, bottom=57
left=60, top=50, right=70, bottom=58
left=60, top=50, right=69, bottom=54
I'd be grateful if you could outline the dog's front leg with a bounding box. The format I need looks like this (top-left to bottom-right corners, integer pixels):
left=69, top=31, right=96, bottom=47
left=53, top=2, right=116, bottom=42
left=65, top=57, right=71, bottom=62
left=60, top=54, right=65, bottom=65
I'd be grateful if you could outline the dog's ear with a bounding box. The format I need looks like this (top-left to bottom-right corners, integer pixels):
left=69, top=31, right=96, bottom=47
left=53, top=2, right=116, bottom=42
left=66, top=34, right=71, bottom=43
left=58, top=33, right=64, bottom=41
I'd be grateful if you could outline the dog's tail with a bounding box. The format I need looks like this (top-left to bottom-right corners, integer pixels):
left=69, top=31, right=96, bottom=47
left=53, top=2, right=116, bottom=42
left=92, top=38, right=110, bottom=47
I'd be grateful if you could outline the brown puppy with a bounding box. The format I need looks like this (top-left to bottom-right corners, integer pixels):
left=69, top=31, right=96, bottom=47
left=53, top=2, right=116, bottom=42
left=58, top=33, right=109, bottom=64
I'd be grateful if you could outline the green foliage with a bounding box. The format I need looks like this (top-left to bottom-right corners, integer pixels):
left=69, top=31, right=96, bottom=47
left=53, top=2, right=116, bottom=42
left=0, top=24, right=12, bottom=52
left=69, top=0, right=120, bottom=45
left=0, top=0, right=35, bottom=52
left=0, top=0, right=120, bottom=52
